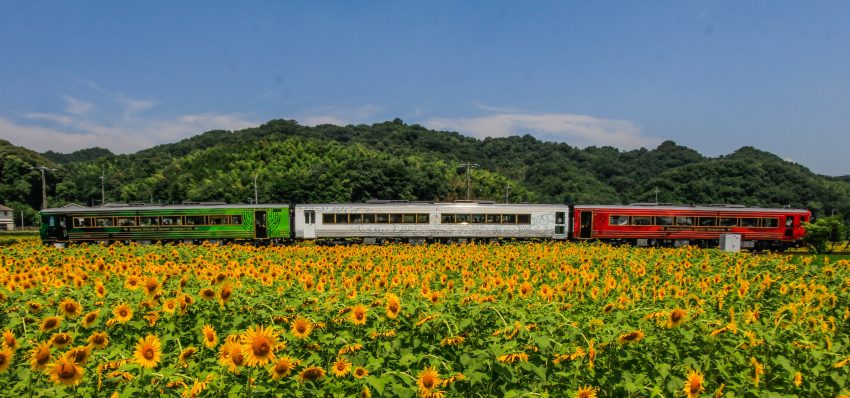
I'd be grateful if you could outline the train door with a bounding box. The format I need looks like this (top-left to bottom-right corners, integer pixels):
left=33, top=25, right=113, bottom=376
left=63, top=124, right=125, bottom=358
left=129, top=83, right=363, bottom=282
left=43, top=214, right=68, bottom=242
left=254, top=211, right=268, bottom=239
left=554, top=211, right=567, bottom=239
left=303, top=210, right=316, bottom=239
left=579, top=211, right=593, bottom=239
left=784, top=216, right=796, bottom=237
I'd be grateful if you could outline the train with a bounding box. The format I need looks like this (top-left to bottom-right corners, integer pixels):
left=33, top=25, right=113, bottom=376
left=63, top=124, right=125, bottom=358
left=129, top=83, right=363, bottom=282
left=38, top=200, right=811, bottom=250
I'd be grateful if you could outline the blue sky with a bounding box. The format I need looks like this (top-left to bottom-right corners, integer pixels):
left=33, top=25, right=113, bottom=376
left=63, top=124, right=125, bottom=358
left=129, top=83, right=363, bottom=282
left=1, top=1, right=848, bottom=175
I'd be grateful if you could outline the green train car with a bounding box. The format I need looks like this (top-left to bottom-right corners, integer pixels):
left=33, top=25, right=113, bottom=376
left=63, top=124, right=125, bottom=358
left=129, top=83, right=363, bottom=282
left=39, top=203, right=292, bottom=246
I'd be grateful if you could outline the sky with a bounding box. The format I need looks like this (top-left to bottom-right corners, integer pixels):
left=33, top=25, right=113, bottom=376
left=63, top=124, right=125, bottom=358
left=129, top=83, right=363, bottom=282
left=1, top=1, right=849, bottom=176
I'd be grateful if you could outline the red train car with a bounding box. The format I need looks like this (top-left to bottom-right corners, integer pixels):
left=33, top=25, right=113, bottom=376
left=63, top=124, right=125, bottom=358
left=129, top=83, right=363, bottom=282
left=572, top=204, right=810, bottom=250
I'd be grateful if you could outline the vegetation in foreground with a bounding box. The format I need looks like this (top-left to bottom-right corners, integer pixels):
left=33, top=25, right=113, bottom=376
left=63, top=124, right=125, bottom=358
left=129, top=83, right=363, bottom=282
left=0, top=241, right=848, bottom=397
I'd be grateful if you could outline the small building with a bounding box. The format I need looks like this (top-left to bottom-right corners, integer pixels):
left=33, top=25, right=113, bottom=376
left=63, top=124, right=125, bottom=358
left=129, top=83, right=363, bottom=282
left=0, top=204, right=13, bottom=231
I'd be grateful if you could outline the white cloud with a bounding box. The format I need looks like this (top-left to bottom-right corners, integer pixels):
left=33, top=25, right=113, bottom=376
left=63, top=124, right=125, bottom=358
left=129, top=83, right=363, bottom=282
left=299, top=105, right=384, bottom=127
left=423, top=112, right=661, bottom=150
left=1, top=85, right=257, bottom=154
left=62, top=95, right=93, bottom=115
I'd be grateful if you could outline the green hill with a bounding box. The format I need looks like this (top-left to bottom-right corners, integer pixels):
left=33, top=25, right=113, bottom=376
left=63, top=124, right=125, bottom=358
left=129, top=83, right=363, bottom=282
left=1, top=120, right=848, bottom=226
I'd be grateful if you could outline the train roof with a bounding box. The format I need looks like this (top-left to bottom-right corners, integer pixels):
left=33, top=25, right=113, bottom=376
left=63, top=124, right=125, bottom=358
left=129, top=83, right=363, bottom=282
left=573, top=204, right=810, bottom=213
left=40, top=203, right=291, bottom=214
left=298, top=202, right=569, bottom=209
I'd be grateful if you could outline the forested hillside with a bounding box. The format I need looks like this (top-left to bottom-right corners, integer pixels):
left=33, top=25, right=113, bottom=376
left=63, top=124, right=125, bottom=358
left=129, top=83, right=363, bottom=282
left=2, top=119, right=848, bottom=225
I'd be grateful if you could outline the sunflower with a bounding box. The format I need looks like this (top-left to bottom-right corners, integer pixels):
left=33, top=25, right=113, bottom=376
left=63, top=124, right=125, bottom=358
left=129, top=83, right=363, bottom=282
left=683, top=369, right=705, bottom=398
left=40, top=316, right=62, bottom=332
left=88, top=331, right=109, bottom=349
left=50, top=332, right=73, bottom=349
left=667, top=308, right=687, bottom=328
left=94, top=282, right=107, bottom=298
left=350, top=304, right=368, bottom=326
left=179, top=347, right=197, bottom=365
left=143, top=276, right=161, bottom=297
left=199, top=287, right=216, bottom=301
left=133, top=334, right=162, bottom=369
left=59, top=298, right=82, bottom=318
left=47, top=354, right=83, bottom=386
left=575, top=385, right=598, bottom=398
left=291, top=317, right=312, bottom=339
left=353, top=367, right=369, bottom=378
left=240, top=325, right=278, bottom=367
left=81, top=310, right=100, bottom=328
left=331, top=357, right=351, bottom=377
left=417, top=366, right=441, bottom=397
left=218, top=284, right=234, bottom=306
left=298, top=366, right=326, bottom=382
left=124, top=275, right=140, bottom=291
left=112, top=303, right=133, bottom=323
left=618, top=330, right=645, bottom=345
left=65, top=345, right=92, bottom=365
left=0, top=347, right=11, bottom=373
left=385, top=293, right=401, bottom=319
left=202, top=324, right=218, bottom=349
left=794, top=371, right=802, bottom=387
left=163, top=299, right=178, bottom=314
left=270, top=356, right=297, bottom=380
left=2, top=329, right=17, bottom=351
left=27, top=301, right=43, bottom=313
left=218, top=339, right=244, bottom=374
left=29, top=341, right=52, bottom=371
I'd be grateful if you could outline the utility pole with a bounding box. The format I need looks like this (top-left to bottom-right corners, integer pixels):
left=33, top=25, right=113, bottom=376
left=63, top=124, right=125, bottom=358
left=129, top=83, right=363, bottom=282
left=505, top=185, right=511, bottom=204
left=253, top=174, right=259, bottom=205
left=30, top=165, right=56, bottom=209
left=654, top=187, right=659, bottom=204
left=459, top=162, right=479, bottom=200
left=99, top=175, right=106, bottom=206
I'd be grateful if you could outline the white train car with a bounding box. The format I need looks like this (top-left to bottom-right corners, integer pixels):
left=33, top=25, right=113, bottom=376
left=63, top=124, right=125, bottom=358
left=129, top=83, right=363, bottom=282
left=293, top=201, right=569, bottom=243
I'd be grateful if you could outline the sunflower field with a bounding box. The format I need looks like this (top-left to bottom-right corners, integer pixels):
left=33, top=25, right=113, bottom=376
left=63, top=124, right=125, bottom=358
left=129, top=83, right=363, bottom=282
left=0, top=241, right=848, bottom=398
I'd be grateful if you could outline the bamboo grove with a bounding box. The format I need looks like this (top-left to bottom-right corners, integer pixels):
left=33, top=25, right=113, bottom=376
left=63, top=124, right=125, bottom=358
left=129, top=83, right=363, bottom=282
left=0, top=241, right=848, bottom=397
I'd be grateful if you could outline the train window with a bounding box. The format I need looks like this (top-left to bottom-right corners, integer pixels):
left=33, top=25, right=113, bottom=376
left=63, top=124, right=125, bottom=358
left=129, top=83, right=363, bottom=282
left=555, top=226, right=565, bottom=234
left=403, top=214, right=416, bottom=223
left=322, top=214, right=335, bottom=224
left=441, top=214, right=454, bottom=224
left=609, top=215, right=629, bottom=226
left=117, top=217, right=137, bottom=227
left=417, top=214, right=430, bottom=223
left=95, top=217, right=114, bottom=227
left=740, top=218, right=758, bottom=227
left=632, top=216, right=652, bottom=225
left=698, top=217, right=717, bottom=227
left=390, top=214, right=403, bottom=223
left=186, top=216, right=206, bottom=225
left=350, top=213, right=363, bottom=224
left=656, top=216, right=673, bottom=226
left=376, top=214, right=389, bottom=223
left=161, top=216, right=184, bottom=225
left=517, top=214, right=531, bottom=224
left=228, top=215, right=239, bottom=225
left=73, top=217, right=93, bottom=228
left=502, top=214, right=516, bottom=224
left=335, top=214, right=349, bottom=224
left=676, top=216, right=694, bottom=226
left=456, top=214, right=470, bottom=224
left=363, top=214, right=375, bottom=223
left=140, top=217, right=160, bottom=226
left=719, top=218, right=737, bottom=227
left=556, top=212, right=565, bottom=224
left=761, top=218, right=778, bottom=228
left=209, top=215, right=228, bottom=225
left=486, top=214, right=500, bottom=224
left=471, top=214, right=485, bottom=224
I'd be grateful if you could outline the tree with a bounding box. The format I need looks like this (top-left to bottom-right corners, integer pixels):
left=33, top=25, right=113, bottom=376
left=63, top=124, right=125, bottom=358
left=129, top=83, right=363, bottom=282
left=802, top=216, right=847, bottom=253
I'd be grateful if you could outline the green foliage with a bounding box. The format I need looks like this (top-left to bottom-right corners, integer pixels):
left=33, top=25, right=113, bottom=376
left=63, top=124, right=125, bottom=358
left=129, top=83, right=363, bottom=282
left=803, top=216, right=848, bottom=253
